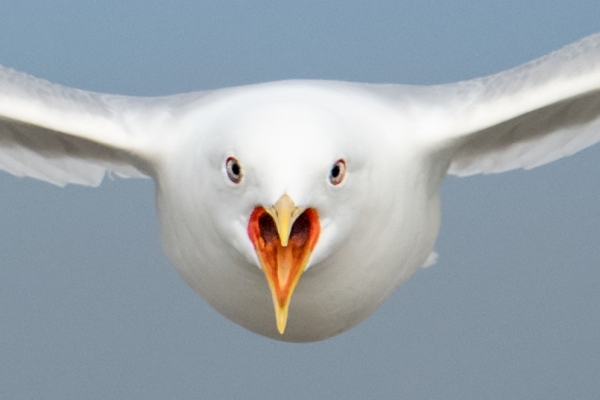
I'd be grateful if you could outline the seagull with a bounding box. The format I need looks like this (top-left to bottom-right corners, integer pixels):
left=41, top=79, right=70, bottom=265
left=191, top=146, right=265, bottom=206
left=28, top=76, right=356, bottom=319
left=1, top=34, right=599, bottom=342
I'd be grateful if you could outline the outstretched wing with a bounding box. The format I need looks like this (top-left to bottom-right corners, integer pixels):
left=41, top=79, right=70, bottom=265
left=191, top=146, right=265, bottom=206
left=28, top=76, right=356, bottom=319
left=0, top=65, right=178, bottom=186
left=369, top=33, right=600, bottom=176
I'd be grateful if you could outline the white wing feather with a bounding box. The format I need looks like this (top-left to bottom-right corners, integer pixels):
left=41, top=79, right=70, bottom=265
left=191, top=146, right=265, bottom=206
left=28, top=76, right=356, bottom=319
left=0, top=66, right=161, bottom=186
left=447, top=33, right=600, bottom=176
left=367, top=33, right=600, bottom=176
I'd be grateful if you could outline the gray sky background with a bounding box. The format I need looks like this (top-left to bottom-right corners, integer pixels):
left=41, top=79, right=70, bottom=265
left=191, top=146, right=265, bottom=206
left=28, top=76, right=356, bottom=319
left=0, top=1, right=599, bottom=399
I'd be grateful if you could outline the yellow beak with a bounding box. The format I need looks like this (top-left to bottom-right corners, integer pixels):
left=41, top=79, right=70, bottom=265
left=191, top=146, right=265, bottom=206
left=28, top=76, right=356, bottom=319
left=247, top=195, right=320, bottom=334
left=265, top=194, right=305, bottom=247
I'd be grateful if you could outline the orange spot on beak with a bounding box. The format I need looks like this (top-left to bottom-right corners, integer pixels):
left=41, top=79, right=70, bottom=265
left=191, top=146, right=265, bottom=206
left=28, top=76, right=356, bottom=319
left=247, top=197, right=320, bottom=334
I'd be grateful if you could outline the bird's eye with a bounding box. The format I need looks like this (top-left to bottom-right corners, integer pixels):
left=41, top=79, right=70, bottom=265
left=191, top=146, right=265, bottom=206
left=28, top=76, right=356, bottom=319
left=226, top=157, right=243, bottom=184
left=329, top=159, right=346, bottom=185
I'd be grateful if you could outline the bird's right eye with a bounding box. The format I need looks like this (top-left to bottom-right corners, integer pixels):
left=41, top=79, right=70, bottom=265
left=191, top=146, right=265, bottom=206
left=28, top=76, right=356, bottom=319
left=226, top=157, right=243, bottom=184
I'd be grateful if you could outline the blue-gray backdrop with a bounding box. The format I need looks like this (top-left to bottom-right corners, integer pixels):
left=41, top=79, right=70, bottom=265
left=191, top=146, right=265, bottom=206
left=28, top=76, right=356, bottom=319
left=0, top=1, right=599, bottom=399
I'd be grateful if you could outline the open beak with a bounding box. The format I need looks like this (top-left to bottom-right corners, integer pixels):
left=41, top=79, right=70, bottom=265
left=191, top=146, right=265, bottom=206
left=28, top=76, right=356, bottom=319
left=247, top=194, right=320, bottom=334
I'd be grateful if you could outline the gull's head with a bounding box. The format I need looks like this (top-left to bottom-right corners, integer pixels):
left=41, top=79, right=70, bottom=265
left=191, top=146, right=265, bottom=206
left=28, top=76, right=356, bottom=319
left=199, top=94, right=369, bottom=334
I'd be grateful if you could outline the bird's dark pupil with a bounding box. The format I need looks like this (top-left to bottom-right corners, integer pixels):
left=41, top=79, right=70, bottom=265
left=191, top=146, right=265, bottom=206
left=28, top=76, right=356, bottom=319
left=331, top=165, right=340, bottom=178
left=231, top=163, right=240, bottom=176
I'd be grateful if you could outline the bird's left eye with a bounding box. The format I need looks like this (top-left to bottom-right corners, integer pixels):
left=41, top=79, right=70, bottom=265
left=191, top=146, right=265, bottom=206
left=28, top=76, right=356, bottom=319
left=329, top=159, right=346, bottom=185
left=226, top=157, right=243, bottom=184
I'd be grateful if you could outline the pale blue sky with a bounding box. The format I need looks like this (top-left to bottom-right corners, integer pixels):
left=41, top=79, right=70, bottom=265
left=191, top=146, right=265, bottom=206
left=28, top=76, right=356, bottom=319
left=0, top=1, right=599, bottom=399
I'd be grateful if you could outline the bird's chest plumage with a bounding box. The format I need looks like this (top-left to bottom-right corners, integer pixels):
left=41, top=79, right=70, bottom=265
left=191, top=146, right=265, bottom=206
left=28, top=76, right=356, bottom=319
left=155, top=175, right=441, bottom=342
